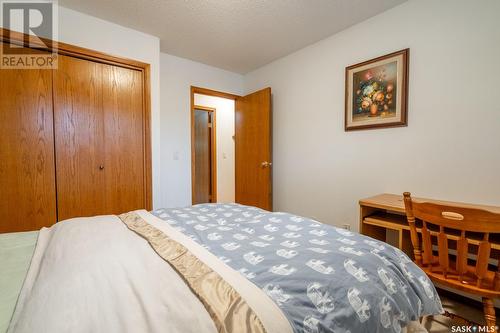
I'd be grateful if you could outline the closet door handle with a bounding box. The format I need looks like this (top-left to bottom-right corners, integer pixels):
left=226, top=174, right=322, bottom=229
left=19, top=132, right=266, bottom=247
left=99, top=165, right=104, bottom=170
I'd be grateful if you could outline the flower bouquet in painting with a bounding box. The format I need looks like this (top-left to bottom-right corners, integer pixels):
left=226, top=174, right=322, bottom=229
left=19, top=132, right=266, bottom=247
left=345, top=49, right=408, bottom=131
left=354, top=64, right=396, bottom=119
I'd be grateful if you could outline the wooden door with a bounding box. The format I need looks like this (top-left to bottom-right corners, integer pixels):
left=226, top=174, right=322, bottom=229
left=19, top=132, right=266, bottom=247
left=102, top=64, right=145, bottom=214
left=235, top=88, right=272, bottom=211
left=193, top=109, right=212, bottom=204
left=0, top=61, right=57, bottom=232
left=53, top=55, right=106, bottom=220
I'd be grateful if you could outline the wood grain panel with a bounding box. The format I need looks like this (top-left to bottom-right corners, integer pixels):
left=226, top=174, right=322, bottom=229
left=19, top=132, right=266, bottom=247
left=53, top=55, right=105, bottom=220
left=235, top=88, right=272, bottom=211
left=0, top=61, right=57, bottom=232
left=194, top=110, right=211, bottom=204
left=102, top=64, right=145, bottom=214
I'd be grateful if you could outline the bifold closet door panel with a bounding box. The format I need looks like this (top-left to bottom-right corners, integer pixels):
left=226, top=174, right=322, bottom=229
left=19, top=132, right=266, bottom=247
left=53, top=55, right=106, bottom=220
left=102, top=64, right=145, bottom=214
left=0, top=67, right=57, bottom=232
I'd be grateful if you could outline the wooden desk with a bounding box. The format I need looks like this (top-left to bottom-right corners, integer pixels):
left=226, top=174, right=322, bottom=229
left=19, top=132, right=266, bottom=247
left=359, top=194, right=500, bottom=256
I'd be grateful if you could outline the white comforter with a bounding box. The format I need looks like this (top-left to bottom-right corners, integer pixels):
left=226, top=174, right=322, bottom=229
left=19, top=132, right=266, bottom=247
left=8, top=213, right=218, bottom=333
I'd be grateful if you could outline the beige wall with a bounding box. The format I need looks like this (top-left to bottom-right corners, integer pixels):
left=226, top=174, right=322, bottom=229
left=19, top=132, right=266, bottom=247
left=244, top=0, right=500, bottom=230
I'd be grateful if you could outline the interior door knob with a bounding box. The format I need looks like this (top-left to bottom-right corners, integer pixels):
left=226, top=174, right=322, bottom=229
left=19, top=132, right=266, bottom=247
left=261, top=161, right=272, bottom=168
left=99, top=165, right=104, bottom=170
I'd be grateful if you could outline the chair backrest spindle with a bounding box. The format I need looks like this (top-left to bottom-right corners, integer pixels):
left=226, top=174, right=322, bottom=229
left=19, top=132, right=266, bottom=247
left=476, top=233, right=491, bottom=288
left=421, top=221, right=433, bottom=267
left=437, top=225, right=449, bottom=278
left=456, top=230, right=468, bottom=281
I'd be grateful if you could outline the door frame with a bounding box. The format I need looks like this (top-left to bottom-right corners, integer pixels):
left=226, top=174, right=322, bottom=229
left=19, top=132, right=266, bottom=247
left=1, top=28, right=153, bottom=213
left=190, top=86, right=240, bottom=204
left=193, top=105, right=217, bottom=203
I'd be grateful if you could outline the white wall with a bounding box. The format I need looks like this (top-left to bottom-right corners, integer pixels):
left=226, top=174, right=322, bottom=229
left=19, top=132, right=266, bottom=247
left=160, top=53, right=243, bottom=208
left=194, top=94, right=236, bottom=203
left=244, top=0, right=500, bottom=230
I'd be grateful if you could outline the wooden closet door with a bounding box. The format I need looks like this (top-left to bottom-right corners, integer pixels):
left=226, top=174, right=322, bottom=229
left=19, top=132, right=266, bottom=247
left=102, top=64, right=145, bottom=214
left=0, top=65, right=57, bottom=232
left=53, top=55, right=106, bottom=220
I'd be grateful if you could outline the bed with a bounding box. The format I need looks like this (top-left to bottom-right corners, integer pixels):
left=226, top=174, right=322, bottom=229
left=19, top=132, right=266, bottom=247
left=1, top=204, right=443, bottom=333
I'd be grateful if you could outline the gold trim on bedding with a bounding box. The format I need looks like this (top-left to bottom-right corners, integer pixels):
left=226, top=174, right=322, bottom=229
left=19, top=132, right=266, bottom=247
left=118, top=212, right=266, bottom=333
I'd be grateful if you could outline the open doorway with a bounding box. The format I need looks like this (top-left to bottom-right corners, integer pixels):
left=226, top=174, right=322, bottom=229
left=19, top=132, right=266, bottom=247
left=190, top=86, right=273, bottom=210
left=191, top=87, right=238, bottom=204
left=193, top=105, right=216, bottom=203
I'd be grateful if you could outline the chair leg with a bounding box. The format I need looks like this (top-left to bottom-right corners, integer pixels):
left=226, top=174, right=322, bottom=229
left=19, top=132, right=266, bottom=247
left=482, top=297, right=496, bottom=329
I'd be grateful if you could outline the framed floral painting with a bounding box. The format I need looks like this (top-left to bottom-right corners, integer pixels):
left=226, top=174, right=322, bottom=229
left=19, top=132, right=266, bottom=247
left=345, top=49, right=409, bottom=131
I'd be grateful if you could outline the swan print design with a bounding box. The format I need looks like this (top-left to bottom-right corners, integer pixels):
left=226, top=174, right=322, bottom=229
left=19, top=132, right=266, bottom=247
left=377, top=267, right=398, bottom=294
left=306, top=259, right=335, bottom=275
left=244, top=251, right=264, bottom=265
left=309, top=239, right=329, bottom=246
left=363, top=239, right=385, bottom=251
left=194, top=224, right=209, bottom=231
left=307, top=247, right=331, bottom=254
left=379, top=297, right=392, bottom=328
left=339, top=246, right=363, bottom=256
left=285, top=224, right=303, bottom=232
left=238, top=268, right=256, bottom=279
left=263, top=284, right=292, bottom=306
left=307, top=282, right=335, bottom=314
left=303, top=316, right=320, bottom=333
left=348, top=287, right=371, bottom=323
left=371, top=248, right=392, bottom=265
left=264, top=224, right=279, bottom=232
left=221, top=242, right=240, bottom=251
left=259, top=234, right=275, bottom=241
left=344, top=259, right=369, bottom=282
left=309, top=229, right=327, bottom=237
left=207, top=232, right=222, bottom=241
left=418, top=276, right=435, bottom=299
left=233, top=233, right=248, bottom=240
left=281, top=240, right=300, bottom=248
left=337, top=237, right=357, bottom=245
left=276, top=249, right=298, bottom=259
left=269, top=264, right=297, bottom=275
left=283, top=232, right=301, bottom=239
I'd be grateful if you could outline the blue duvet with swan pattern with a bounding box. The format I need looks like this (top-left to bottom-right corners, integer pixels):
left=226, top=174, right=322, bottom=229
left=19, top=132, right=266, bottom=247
left=152, top=203, right=442, bottom=333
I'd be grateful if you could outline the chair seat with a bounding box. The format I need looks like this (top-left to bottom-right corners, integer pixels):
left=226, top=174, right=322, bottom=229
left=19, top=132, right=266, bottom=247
left=422, top=263, right=500, bottom=298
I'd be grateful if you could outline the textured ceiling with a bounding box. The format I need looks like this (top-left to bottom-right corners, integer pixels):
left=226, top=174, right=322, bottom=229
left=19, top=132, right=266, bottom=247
left=59, top=0, right=407, bottom=73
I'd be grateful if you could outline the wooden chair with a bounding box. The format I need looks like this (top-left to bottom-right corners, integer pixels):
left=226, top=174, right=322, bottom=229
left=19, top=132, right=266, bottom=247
left=403, top=192, right=500, bottom=328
